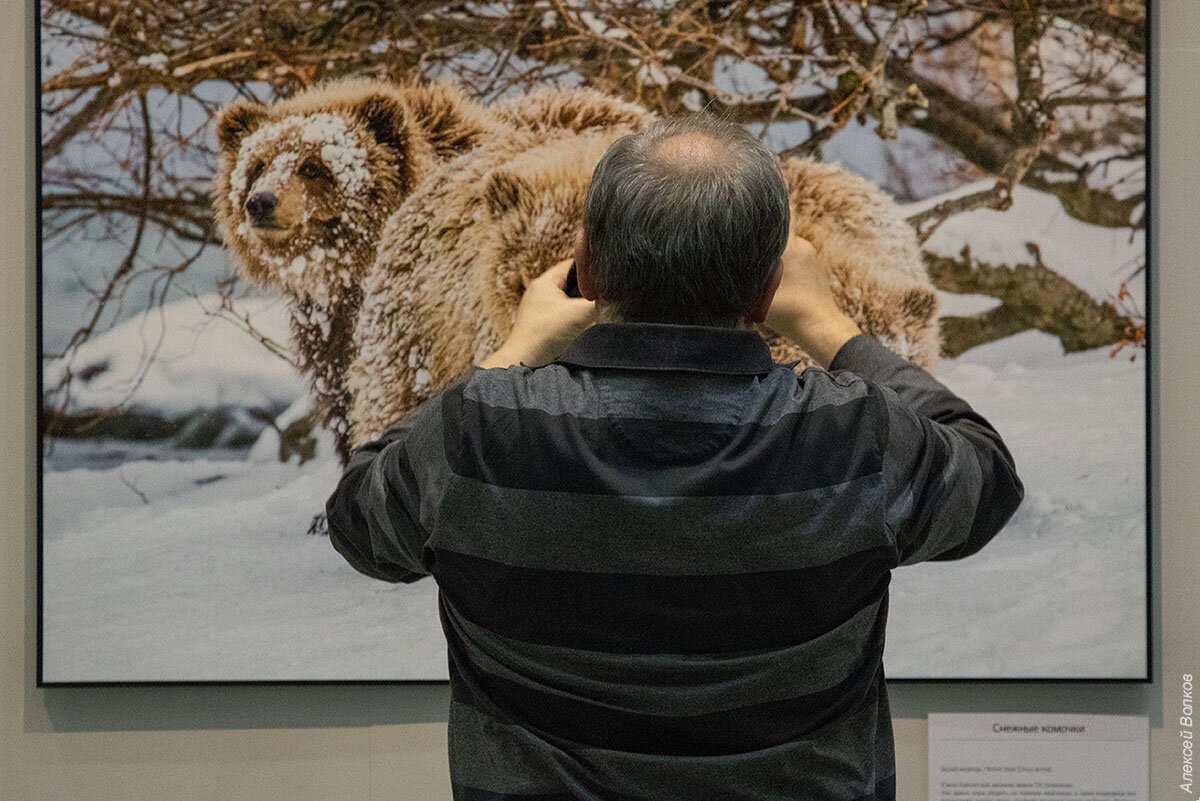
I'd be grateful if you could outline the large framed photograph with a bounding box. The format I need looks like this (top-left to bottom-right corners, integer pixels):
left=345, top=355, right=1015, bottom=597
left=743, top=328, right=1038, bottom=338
left=38, top=1, right=1149, bottom=683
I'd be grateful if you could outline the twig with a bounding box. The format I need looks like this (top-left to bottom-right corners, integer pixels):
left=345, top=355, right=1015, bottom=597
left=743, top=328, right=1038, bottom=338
left=41, top=86, right=123, bottom=162
left=118, top=465, right=150, bottom=505
left=906, top=181, right=1013, bottom=244
left=50, top=93, right=155, bottom=416
left=170, top=49, right=258, bottom=78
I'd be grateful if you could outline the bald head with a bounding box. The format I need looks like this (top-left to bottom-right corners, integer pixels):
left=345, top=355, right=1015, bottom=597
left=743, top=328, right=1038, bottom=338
left=650, top=132, right=730, bottom=169
left=581, top=114, right=790, bottom=327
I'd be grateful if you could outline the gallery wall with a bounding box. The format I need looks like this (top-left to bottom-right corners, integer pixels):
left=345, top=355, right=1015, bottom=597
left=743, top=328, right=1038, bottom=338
left=2, top=0, right=1197, bottom=798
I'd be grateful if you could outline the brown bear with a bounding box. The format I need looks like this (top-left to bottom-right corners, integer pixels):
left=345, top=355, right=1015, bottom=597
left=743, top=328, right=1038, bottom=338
left=344, top=125, right=940, bottom=449
left=211, top=77, right=503, bottom=463
left=212, top=80, right=657, bottom=464
left=345, top=129, right=632, bottom=446
left=765, top=157, right=940, bottom=371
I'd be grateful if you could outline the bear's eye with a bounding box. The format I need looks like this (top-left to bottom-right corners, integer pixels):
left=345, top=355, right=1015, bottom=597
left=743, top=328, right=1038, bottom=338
left=298, top=159, right=329, bottom=181
left=247, top=159, right=265, bottom=185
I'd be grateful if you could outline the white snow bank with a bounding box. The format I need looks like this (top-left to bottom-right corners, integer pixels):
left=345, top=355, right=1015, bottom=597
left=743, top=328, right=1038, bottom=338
left=44, top=293, right=306, bottom=415
left=41, top=328, right=1147, bottom=681
left=42, top=446, right=447, bottom=682
left=885, top=330, right=1146, bottom=678
left=936, top=291, right=1001, bottom=317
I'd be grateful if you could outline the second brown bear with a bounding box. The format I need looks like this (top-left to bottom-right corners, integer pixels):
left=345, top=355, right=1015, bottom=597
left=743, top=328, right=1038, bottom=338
left=345, top=121, right=940, bottom=448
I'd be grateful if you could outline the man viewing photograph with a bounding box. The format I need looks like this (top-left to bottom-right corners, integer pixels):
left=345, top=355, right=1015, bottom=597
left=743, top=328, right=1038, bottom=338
left=325, top=114, right=1024, bottom=801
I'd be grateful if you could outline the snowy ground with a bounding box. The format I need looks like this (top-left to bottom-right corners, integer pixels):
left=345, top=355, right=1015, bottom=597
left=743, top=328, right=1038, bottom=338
left=43, top=293, right=305, bottom=415
left=40, top=329, right=1146, bottom=682
left=40, top=185, right=1148, bottom=682
left=42, top=436, right=449, bottom=682
left=885, top=332, right=1146, bottom=679
left=883, top=185, right=1148, bottom=679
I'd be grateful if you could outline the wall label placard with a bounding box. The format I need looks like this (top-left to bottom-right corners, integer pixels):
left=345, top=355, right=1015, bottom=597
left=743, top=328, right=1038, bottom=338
left=928, top=713, right=1148, bottom=801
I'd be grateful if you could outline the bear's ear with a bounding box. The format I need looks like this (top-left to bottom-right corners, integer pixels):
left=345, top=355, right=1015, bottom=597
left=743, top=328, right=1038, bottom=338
left=348, top=93, right=411, bottom=159
left=898, top=285, right=938, bottom=322
left=216, top=101, right=268, bottom=155
left=403, top=82, right=490, bottom=157
left=484, top=170, right=532, bottom=218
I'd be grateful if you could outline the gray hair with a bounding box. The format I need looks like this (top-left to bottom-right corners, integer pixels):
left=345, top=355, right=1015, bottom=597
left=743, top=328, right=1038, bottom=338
left=582, top=114, right=790, bottom=327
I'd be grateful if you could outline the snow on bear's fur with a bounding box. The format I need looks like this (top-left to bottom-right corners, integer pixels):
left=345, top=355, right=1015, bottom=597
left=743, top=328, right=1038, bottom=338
left=211, top=78, right=502, bottom=463
left=345, top=129, right=635, bottom=446
left=344, top=120, right=940, bottom=448
left=209, top=77, right=938, bottom=457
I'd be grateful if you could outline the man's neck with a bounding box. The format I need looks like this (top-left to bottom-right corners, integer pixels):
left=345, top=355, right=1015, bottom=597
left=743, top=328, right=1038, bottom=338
left=595, top=305, right=751, bottom=330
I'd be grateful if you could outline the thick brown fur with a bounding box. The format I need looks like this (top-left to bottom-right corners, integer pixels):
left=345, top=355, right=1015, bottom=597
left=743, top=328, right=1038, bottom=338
left=491, top=85, right=652, bottom=135
left=211, top=78, right=503, bottom=463
left=346, top=129, right=635, bottom=446
left=345, top=124, right=940, bottom=448
left=763, top=157, right=940, bottom=371
left=210, top=79, right=938, bottom=458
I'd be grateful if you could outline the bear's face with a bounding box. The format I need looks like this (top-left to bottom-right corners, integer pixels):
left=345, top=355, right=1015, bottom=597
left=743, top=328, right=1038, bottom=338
left=213, top=92, right=413, bottom=308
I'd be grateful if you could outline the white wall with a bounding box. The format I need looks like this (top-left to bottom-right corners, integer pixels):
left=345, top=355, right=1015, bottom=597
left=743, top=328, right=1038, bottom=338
left=2, top=2, right=1194, bottom=797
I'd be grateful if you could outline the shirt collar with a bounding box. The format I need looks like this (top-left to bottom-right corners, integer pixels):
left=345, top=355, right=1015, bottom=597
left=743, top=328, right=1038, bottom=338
left=553, top=321, right=776, bottom=376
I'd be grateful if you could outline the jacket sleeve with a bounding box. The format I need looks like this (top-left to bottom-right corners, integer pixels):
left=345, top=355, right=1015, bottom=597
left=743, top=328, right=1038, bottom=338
left=324, top=392, right=447, bottom=583
left=829, top=333, right=1025, bottom=566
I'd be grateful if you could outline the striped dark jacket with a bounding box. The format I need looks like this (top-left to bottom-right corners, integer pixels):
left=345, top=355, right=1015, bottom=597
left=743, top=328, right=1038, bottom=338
left=326, top=322, right=1024, bottom=801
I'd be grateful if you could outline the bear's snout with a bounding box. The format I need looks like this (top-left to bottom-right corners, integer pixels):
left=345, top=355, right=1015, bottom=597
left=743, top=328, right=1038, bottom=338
left=246, top=192, right=279, bottom=226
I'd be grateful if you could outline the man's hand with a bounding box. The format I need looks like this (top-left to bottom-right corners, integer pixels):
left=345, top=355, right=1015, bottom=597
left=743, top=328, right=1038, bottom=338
left=477, top=259, right=596, bottom=369
left=765, top=234, right=862, bottom=369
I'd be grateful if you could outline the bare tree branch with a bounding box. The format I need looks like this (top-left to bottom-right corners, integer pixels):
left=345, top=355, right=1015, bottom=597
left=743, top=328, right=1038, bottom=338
left=38, top=0, right=1146, bottom=412
left=42, top=86, right=124, bottom=162
left=929, top=244, right=1135, bottom=357
left=907, top=182, right=1013, bottom=244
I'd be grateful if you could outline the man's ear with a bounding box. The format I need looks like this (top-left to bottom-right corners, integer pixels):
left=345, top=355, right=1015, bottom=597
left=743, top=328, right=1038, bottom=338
left=216, top=101, right=268, bottom=155
left=349, top=93, right=411, bottom=159
left=574, top=230, right=599, bottom=301
left=749, top=259, right=784, bottom=324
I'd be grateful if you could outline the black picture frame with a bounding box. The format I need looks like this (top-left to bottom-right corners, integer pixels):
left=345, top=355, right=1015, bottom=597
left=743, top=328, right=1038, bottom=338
left=35, top=0, right=1154, bottom=687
